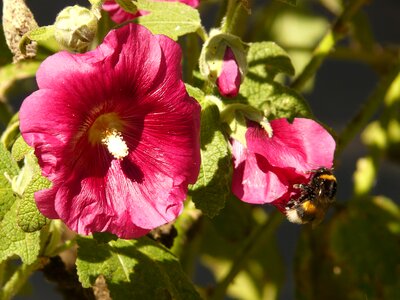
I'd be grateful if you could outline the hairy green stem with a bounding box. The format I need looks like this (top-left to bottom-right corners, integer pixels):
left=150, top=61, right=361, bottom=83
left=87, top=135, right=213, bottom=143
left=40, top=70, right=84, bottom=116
left=220, top=0, right=235, bottom=33
left=210, top=211, right=284, bottom=300
left=290, top=0, right=370, bottom=91
left=1, top=259, right=44, bottom=300
left=337, top=64, right=400, bottom=156
left=196, top=26, right=208, bottom=42
left=221, top=0, right=247, bottom=35
left=215, top=0, right=230, bottom=28
left=330, top=46, right=399, bottom=69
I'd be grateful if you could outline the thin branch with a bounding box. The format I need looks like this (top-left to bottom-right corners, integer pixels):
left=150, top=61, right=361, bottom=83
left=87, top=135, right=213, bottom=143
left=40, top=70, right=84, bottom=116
left=290, top=0, right=370, bottom=91
left=336, top=64, right=400, bottom=156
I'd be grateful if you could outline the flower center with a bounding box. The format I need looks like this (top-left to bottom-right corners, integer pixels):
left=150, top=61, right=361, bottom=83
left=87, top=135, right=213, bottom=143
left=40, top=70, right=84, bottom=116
left=88, top=112, right=129, bottom=160
left=101, top=129, right=129, bottom=159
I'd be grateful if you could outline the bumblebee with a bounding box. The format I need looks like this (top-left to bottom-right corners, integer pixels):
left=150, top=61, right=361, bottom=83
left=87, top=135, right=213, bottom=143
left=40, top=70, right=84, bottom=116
left=285, top=167, right=337, bottom=226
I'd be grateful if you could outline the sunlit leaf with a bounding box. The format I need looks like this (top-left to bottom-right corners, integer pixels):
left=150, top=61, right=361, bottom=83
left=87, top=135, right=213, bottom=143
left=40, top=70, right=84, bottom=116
left=16, top=153, right=49, bottom=233
left=136, top=0, right=201, bottom=41
left=76, top=236, right=201, bottom=299
left=115, top=0, right=138, bottom=13
left=247, top=42, right=295, bottom=78
left=0, top=142, right=19, bottom=221
left=0, top=199, right=41, bottom=264
left=187, top=85, right=232, bottom=217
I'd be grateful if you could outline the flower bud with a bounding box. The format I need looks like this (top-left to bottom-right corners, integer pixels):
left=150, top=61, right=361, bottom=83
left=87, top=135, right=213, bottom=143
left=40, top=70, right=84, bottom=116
left=199, top=29, right=248, bottom=98
left=216, top=47, right=241, bottom=97
left=54, top=5, right=98, bottom=52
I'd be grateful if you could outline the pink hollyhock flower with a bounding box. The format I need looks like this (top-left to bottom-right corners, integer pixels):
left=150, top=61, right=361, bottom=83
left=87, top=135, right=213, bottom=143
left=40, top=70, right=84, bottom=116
left=231, top=118, right=335, bottom=210
left=216, top=47, right=241, bottom=98
left=103, top=0, right=200, bottom=24
left=19, top=23, right=201, bottom=239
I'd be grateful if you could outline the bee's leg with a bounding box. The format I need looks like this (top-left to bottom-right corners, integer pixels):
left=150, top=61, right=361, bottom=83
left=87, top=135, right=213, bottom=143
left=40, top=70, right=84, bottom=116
left=293, top=183, right=306, bottom=190
left=286, top=191, right=308, bottom=209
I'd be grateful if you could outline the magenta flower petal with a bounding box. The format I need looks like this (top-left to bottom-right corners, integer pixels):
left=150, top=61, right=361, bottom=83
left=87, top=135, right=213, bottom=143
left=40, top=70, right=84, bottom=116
left=231, top=118, right=335, bottom=208
left=179, top=0, right=199, bottom=7
left=231, top=139, right=288, bottom=204
left=20, top=23, right=200, bottom=239
left=246, top=118, right=335, bottom=174
left=216, top=47, right=241, bottom=98
left=103, top=0, right=200, bottom=24
left=36, top=24, right=164, bottom=95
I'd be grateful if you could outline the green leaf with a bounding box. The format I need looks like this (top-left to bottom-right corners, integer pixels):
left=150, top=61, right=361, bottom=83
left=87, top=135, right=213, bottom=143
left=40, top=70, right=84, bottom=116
left=237, top=42, right=311, bottom=120
left=0, top=148, right=45, bottom=264
left=186, top=86, right=232, bottom=217
left=19, top=26, right=55, bottom=55
left=0, top=200, right=41, bottom=264
left=16, top=153, right=49, bottom=232
left=0, top=137, right=19, bottom=174
left=136, top=0, right=201, bottom=41
left=247, top=42, right=295, bottom=78
left=17, top=196, right=47, bottom=233
left=92, top=232, right=118, bottom=244
left=11, top=136, right=32, bottom=162
left=244, top=80, right=311, bottom=120
left=115, top=0, right=138, bottom=14
left=76, top=236, right=201, bottom=300
left=0, top=142, right=19, bottom=221
left=24, top=26, right=55, bottom=42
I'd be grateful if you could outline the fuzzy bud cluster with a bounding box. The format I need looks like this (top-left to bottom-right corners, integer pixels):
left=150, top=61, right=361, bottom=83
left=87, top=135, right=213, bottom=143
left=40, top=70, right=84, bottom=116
left=54, top=5, right=98, bottom=52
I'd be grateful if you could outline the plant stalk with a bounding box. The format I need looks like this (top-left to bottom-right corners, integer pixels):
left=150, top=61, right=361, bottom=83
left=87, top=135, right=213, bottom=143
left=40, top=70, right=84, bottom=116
left=290, top=0, right=370, bottom=91
left=337, top=64, right=400, bottom=156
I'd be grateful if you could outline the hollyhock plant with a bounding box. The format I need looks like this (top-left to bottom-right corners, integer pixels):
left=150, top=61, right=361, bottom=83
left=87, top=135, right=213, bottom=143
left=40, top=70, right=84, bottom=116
left=103, top=0, right=200, bottom=24
left=19, top=23, right=201, bottom=239
left=216, top=47, right=241, bottom=98
left=231, top=118, right=336, bottom=211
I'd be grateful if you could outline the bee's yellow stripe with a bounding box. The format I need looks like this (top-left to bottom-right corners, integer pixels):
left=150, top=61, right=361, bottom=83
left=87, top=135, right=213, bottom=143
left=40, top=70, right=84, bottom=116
left=302, top=201, right=317, bottom=214
left=319, top=174, right=336, bottom=181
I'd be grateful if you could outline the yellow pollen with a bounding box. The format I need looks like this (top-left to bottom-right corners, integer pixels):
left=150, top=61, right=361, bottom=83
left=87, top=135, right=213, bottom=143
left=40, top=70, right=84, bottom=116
left=101, top=129, right=129, bottom=160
